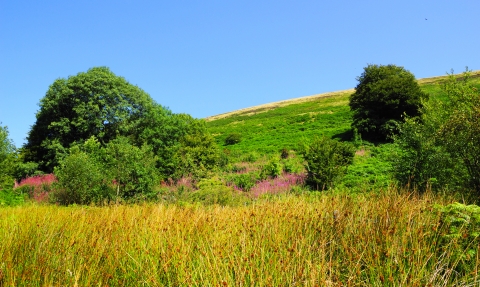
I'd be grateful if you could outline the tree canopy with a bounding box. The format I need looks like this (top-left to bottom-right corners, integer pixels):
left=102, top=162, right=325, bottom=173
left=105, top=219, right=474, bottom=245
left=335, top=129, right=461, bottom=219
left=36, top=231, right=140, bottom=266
left=23, top=67, right=211, bottom=177
left=24, top=67, right=159, bottom=172
left=349, top=64, right=427, bottom=141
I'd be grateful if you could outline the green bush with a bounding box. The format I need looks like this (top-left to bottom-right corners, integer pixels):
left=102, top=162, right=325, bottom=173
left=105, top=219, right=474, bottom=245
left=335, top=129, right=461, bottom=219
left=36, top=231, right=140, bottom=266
left=53, top=148, right=113, bottom=205
left=281, top=156, right=303, bottom=174
left=393, top=116, right=467, bottom=191
left=104, top=137, right=159, bottom=199
left=260, top=158, right=283, bottom=179
left=0, top=125, right=16, bottom=191
left=228, top=173, right=257, bottom=191
left=0, top=188, right=25, bottom=206
left=186, top=178, right=246, bottom=206
left=174, top=121, right=220, bottom=179
left=301, top=137, right=355, bottom=191
left=225, top=133, right=242, bottom=145
left=242, top=151, right=260, bottom=163
left=349, top=64, right=427, bottom=141
left=280, top=148, right=289, bottom=159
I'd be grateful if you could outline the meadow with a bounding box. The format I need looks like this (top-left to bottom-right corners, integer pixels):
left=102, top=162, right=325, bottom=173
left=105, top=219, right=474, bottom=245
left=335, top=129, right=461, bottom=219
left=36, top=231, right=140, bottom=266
left=2, top=190, right=478, bottom=286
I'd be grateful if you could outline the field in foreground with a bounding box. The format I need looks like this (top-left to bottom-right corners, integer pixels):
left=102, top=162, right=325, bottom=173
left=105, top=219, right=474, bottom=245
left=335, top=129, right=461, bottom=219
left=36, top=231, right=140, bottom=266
left=1, top=191, right=478, bottom=286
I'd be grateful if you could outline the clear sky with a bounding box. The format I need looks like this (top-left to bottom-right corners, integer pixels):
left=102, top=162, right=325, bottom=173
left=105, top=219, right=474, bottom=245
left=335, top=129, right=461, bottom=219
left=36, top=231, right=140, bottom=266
left=1, top=1, right=479, bottom=147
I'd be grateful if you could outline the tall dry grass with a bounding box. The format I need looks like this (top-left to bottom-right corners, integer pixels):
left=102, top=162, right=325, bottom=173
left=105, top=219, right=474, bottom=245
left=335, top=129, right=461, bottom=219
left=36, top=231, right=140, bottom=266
left=0, top=190, right=478, bottom=286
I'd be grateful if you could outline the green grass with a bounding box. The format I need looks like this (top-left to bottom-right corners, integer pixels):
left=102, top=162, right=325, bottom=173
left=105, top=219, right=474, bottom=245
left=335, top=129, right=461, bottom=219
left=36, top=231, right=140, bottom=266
left=206, top=73, right=480, bottom=189
left=207, top=92, right=352, bottom=156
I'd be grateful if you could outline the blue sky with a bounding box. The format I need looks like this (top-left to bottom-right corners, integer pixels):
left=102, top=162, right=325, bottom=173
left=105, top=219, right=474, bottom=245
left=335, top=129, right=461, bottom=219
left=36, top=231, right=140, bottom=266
left=1, top=1, right=479, bottom=147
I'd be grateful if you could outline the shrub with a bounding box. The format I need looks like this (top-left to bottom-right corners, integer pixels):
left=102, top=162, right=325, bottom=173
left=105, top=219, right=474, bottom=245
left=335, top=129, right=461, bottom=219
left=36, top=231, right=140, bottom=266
left=0, top=188, right=25, bottom=206
left=393, top=116, right=467, bottom=192
left=104, top=137, right=159, bottom=198
left=174, top=121, right=220, bottom=179
left=53, top=148, right=113, bottom=205
left=260, top=158, right=283, bottom=179
left=437, top=71, right=480, bottom=193
left=228, top=173, right=257, bottom=191
left=186, top=178, right=246, bottom=206
left=242, top=151, right=260, bottom=163
left=0, top=124, right=16, bottom=192
left=225, top=133, right=242, bottom=145
left=281, top=157, right=303, bottom=174
left=301, top=137, right=355, bottom=190
left=349, top=64, right=427, bottom=141
left=280, top=148, right=289, bottom=159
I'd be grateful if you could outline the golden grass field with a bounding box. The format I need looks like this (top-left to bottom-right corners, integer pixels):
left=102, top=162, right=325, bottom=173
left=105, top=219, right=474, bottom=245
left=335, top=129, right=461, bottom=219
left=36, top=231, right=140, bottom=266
left=1, top=190, right=477, bottom=286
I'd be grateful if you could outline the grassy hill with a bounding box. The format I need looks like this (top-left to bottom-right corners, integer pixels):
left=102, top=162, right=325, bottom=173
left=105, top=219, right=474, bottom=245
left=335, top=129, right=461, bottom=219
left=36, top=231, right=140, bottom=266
left=206, top=71, right=480, bottom=155
left=206, top=71, right=480, bottom=191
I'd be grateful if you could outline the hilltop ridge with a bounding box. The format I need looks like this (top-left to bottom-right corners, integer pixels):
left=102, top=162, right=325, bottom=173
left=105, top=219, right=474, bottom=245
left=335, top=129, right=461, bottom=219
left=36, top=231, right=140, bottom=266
left=205, top=70, right=480, bottom=122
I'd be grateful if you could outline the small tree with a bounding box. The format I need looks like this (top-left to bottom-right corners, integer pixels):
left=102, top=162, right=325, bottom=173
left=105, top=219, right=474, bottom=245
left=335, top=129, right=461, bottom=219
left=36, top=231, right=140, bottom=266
left=350, top=64, right=427, bottom=141
left=301, top=136, right=355, bottom=191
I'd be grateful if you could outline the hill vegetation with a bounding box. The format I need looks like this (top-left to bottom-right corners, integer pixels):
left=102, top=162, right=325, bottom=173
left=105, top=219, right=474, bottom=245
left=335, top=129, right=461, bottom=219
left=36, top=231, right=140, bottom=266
left=1, top=67, right=480, bottom=285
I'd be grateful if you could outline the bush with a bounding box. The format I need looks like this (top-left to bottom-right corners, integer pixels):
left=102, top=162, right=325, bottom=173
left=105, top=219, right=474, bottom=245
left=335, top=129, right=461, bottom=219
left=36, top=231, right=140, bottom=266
left=104, top=137, right=159, bottom=198
left=53, top=148, right=113, bottom=205
left=174, top=121, right=220, bottom=179
left=242, top=151, right=260, bottom=163
left=186, top=178, right=246, bottom=206
left=280, top=148, right=289, bottom=159
left=301, top=137, right=355, bottom=190
left=349, top=64, right=427, bottom=141
left=225, top=133, right=242, bottom=145
left=15, top=174, right=57, bottom=203
left=0, top=188, right=25, bottom=206
left=228, top=173, right=257, bottom=191
left=394, top=116, right=467, bottom=192
left=437, top=71, right=480, bottom=193
left=281, top=157, right=302, bottom=174
left=260, top=158, right=283, bottom=179
left=0, top=124, right=16, bottom=192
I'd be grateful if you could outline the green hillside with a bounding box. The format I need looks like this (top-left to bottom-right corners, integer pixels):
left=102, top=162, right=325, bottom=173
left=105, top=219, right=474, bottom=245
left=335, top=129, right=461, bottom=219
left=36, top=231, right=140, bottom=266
left=206, top=71, right=480, bottom=191
left=206, top=71, right=480, bottom=155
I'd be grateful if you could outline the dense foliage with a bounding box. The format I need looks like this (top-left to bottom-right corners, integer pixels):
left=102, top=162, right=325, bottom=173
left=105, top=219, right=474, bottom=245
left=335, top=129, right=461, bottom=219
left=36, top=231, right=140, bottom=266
left=22, top=67, right=203, bottom=177
left=350, top=64, right=427, bottom=141
left=0, top=125, right=16, bottom=191
left=12, top=67, right=221, bottom=204
left=301, top=136, right=355, bottom=190
left=395, top=71, right=480, bottom=195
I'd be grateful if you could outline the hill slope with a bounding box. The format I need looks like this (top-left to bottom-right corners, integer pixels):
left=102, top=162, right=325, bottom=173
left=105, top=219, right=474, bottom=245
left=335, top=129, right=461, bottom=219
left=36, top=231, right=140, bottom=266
left=206, top=70, right=480, bottom=122
left=205, top=71, right=480, bottom=191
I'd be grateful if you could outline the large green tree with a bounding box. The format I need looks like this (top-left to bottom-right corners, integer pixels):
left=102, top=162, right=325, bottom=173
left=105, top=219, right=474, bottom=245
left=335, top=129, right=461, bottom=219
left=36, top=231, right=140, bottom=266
left=24, top=67, right=169, bottom=172
left=349, top=64, right=427, bottom=141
